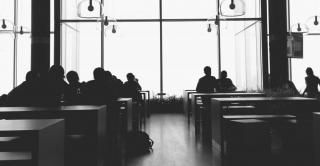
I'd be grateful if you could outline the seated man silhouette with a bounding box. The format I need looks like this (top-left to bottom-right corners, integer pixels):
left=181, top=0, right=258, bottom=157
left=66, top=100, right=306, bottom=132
left=82, top=67, right=118, bottom=105
left=6, top=71, right=41, bottom=106
left=41, top=65, right=69, bottom=106
left=217, top=70, right=237, bottom=93
left=122, top=73, right=142, bottom=103
left=196, top=66, right=217, bottom=106
left=64, top=71, right=85, bottom=104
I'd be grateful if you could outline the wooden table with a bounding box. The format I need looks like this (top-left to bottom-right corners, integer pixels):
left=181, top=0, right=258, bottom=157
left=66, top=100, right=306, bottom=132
left=183, top=90, right=197, bottom=118
left=0, top=105, right=106, bottom=166
left=140, top=91, right=150, bottom=117
left=0, top=119, right=65, bottom=166
left=190, top=92, right=266, bottom=128
left=118, top=98, right=133, bottom=132
left=211, top=97, right=318, bottom=166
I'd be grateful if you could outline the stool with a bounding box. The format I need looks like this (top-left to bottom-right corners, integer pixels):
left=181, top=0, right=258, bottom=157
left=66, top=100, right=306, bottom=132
left=226, top=119, right=271, bottom=166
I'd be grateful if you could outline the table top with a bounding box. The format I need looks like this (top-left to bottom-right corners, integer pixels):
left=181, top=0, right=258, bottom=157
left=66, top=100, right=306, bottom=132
left=0, top=119, right=63, bottom=131
left=191, top=92, right=265, bottom=97
left=212, top=96, right=317, bottom=102
left=117, top=98, right=132, bottom=102
left=0, top=105, right=106, bottom=112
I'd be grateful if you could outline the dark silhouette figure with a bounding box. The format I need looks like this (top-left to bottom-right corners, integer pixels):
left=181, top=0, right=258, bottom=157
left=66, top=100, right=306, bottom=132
left=302, top=67, right=320, bottom=98
left=6, top=71, right=41, bottom=106
left=217, top=70, right=237, bottom=92
left=65, top=71, right=85, bottom=104
left=122, top=73, right=142, bottom=102
left=82, top=67, right=118, bottom=105
left=282, top=80, right=300, bottom=96
left=196, top=66, right=217, bottom=107
left=42, top=65, right=69, bottom=106
left=196, top=66, right=217, bottom=93
left=113, top=75, right=123, bottom=96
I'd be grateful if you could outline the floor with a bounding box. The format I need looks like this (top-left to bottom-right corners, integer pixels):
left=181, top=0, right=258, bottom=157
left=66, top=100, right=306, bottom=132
left=126, top=113, right=219, bottom=166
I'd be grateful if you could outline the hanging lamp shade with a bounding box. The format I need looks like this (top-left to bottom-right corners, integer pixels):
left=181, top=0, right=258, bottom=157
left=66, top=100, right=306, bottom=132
left=77, top=0, right=104, bottom=18
left=306, top=15, right=320, bottom=33
left=0, top=19, right=15, bottom=33
left=290, top=23, right=309, bottom=33
left=220, top=0, right=245, bottom=17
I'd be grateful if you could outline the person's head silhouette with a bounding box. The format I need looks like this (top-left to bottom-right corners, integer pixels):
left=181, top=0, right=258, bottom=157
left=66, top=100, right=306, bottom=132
left=221, top=70, right=227, bottom=79
left=48, top=65, right=65, bottom=80
left=127, top=73, right=135, bottom=81
left=93, top=67, right=105, bottom=81
left=25, top=71, right=39, bottom=82
left=66, top=71, right=79, bottom=84
left=306, top=67, right=314, bottom=76
left=204, top=66, right=211, bottom=76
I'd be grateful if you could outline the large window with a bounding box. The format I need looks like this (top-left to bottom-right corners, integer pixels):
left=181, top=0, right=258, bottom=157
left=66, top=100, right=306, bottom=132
left=60, top=0, right=263, bottom=97
left=289, top=0, right=320, bottom=92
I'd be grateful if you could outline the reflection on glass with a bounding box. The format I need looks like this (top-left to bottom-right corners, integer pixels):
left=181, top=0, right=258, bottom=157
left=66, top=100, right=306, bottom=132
left=61, top=23, right=101, bottom=82
left=0, top=34, right=14, bottom=94
left=220, top=21, right=262, bottom=91
left=17, top=35, right=31, bottom=85
left=104, top=0, right=158, bottom=19
left=162, top=0, right=216, bottom=19
left=291, top=36, right=320, bottom=92
left=163, top=22, right=218, bottom=96
left=104, top=23, right=160, bottom=96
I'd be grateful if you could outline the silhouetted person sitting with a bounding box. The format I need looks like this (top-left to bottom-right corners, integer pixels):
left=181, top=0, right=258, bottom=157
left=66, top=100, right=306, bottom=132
left=113, top=75, right=123, bottom=97
left=196, top=66, right=217, bottom=93
left=82, top=68, right=117, bottom=105
left=122, top=73, right=142, bottom=102
left=217, top=70, right=237, bottom=92
left=65, top=71, right=85, bottom=104
left=196, top=66, right=217, bottom=106
left=6, top=71, right=41, bottom=106
left=302, top=67, right=320, bottom=98
left=40, top=65, right=68, bottom=106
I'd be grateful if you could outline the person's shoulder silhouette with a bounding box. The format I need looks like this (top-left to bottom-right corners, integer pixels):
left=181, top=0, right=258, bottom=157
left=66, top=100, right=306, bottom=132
left=196, top=66, right=217, bottom=93
left=6, top=71, right=41, bottom=106
left=217, top=70, right=236, bottom=92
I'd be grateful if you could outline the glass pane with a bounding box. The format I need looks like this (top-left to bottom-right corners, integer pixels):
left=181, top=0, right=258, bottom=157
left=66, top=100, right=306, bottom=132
left=0, top=0, right=14, bottom=21
left=17, top=0, right=31, bottom=28
left=104, top=23, right=160, bottom=96
left=105, top=0, right=159, bottom=19
left=289, top=0, right=320, bottom=25
left=61, top=22, right=101, bottom=82
left=220, top=21, right=262, bottom=91
left=16, top=35, right=31, bottom=85
left=0, top=34, right=14, bottom=94
left=163, top=0, right=216, bottom=19
left=163, top=22, right=218, bottom=96
left=291, top=35, right=320, bottom=93
left=220, top=0, right=261, bottom=18
left=51, top=0, right=54, bottom=32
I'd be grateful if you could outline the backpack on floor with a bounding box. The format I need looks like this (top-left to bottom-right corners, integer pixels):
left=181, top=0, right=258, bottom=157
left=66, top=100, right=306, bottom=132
left=125, top=131, right=154, bottom=154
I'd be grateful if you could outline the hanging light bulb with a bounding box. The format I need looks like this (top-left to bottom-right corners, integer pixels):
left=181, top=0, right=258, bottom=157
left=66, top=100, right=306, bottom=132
left=290, top=23, right=309, bottom=33
left=2, top=19, right=7, bottom=29
left=104, top=16, right=109, bottom=26
left=306, top=15, right=320, bottom=34
left=229, top=0, right=235, bottom=10
left=112, top=25, right=116, bottom=33
left=87, top=0, right=94, bottom=11
left=314, top=16, right=319, bottom=25
left=297, top=23, right=302, bottom=32
left=207, top=24, right=212, bottom=32
left=19, top=26, right=24, bottom=35
left=220, top=0, right=245, bottom=17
